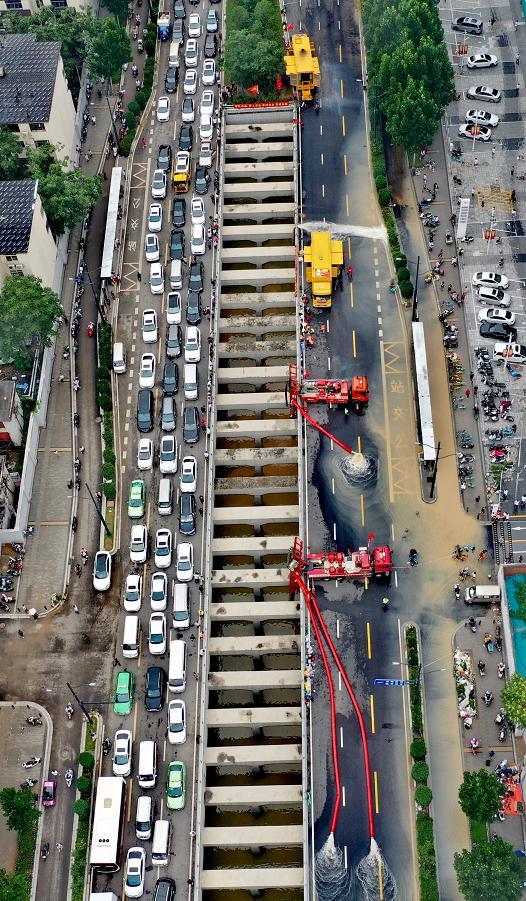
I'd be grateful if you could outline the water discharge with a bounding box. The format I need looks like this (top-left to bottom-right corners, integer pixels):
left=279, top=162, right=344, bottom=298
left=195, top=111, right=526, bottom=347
left=299, top=220, right=388, bottom=243
left=339, top=452, right=378, bottom=488
left=356, top=838, right=399, bottom=901
left=315, top=834, right=351, bottom=901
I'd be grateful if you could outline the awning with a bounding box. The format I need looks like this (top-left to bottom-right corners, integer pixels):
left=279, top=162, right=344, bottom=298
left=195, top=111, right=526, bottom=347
left=100, top=167, right=122, bottom=280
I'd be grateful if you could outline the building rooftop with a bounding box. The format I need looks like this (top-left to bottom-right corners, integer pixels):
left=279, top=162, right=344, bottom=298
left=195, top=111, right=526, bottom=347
left=0, top=380, right=16, bottom=423
left=0, top=180, right=37, bottom=255
left=0, top=34, right=61, bottom=125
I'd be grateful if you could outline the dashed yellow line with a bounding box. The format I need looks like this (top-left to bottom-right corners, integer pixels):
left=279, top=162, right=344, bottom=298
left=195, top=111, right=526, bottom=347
left=370, top=694, right=376, bottom=733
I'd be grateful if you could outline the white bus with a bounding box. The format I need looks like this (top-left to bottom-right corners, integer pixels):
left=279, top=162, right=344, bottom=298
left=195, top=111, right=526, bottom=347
left=89, top=776, right=126, bottom=872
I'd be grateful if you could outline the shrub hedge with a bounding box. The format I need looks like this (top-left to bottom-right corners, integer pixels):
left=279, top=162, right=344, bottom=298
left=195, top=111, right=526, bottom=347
left=97, top=322, right=116, bottom=501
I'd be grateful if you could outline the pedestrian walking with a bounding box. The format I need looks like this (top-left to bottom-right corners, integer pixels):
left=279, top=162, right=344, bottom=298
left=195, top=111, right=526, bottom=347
left=469, top=371, right=474, bottom=381
left=113, top=657, right=121, bottom=667
left=73, top=604, right=80, bottom=614
left=136, top=271, right=142, bottom=282
left=475, top=495, right=480, bottom=503
left=491, top=147, right=496, bottom=158
left=193, top=671, right=199, bottom=680
left=471, top=188, right=475, bottom=198
left=514, top=500, right=520, bottom=512
left=474, top=157, right=479, bottom=166
left=503, top=489, right=508, bottom=500
left=79, top=445, right=85, bottom=454
left=512, top=167, right=515, bottom=177
left=517, top=54, right=521, bottom=66
left=512, top=209, right=517, bottom=220
left=516, top=84, right=520, bottom=97
left=91, top=115, right=97, bottom=126
left=465, top=388, right=471, bottom=398
left=471, top=571, right=477, bottom=580
left=75, top=563, right=82, bottom=577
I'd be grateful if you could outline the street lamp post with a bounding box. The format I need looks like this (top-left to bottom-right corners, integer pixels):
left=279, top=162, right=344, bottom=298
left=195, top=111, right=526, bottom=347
left=81, top=261, right=106, bottom=322
left=86, top=481, right=112, bottom=537
left=66, top=681, right=97, bottom=725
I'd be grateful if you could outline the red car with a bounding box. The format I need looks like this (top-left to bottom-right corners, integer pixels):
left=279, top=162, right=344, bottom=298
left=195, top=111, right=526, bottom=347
left=42, top=780, right=57, bottom=807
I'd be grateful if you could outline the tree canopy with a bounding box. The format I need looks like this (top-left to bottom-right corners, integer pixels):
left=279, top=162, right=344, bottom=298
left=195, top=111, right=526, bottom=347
left=101, top=0, right=130, bottom=25
left=0, top=276, right=62, bottom=368
left=502, top=673, right=526, bottom=729
left=0, top=870, right=29, bottom=901
left=0, top=129, right=25, bottom=181
left=0, top=787, right=41, bottom=833
left=454, top=837, right=526, bottom=901
left=224, top=0, right=284, bottom=93
left=26, top=144, right=102, bottom=236
left=458, top=769, right=506, bottom=823
left=86, top=17, right=132, bottom=82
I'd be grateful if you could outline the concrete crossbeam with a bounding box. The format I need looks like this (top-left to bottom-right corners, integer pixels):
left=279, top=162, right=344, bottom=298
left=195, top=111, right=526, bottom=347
left=217, top=365, right=290, bottom=384
left=207, top=670, right=301, bottom=690
left=224, top=122, right=293, bottom=139
left=200, top=868, right=305, bottom=890
left=218, top=314, right=296, bottom=333
left=224, top=161, right=294, bottom=178
left=208, top=635, right=299, bottom=655
left=214, top=476, right=297, bottom=495
left=221, top=246, right=295, bottom=264
left=204, top=743, right=302, bottom=766
left=224, top=141, right=293, bottom=158
left=200, top=825, right=303, bottom=847
left=204, top=785, right=303, bottom=807
left=213, top=445, right=296, bottom=464
left=219, top=268, right=295, bottom=287
left=212, top=508, right=298, bottom=525
left=222, top=223, right=295, bottom=242
left=210, top=565, right=290, bottom=585
left=217, top=339, right=297, bottom=358
left=215, top=419, right=298, bottom=438
left=223, top=202, right=295, bottom=220
left=220, top=292, right=295, bottom=309
left=209, top=601, right=299, bottom=621
left=206, top=706, right=301, bottom=727
left=223, top=182, right=294, bottom=199
left=211, top=535, right=293, bottom=554
left=215, top=392, right=288, bottom=410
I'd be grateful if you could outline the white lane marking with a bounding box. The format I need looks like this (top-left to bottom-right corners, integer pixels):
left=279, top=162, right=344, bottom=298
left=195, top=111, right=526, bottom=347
left=344, top=846, right=348, bottom=869
left=332, top=478, right=335, bottom=494
left=377, top=305, right=382, bottom=313
left=394, top=570, right=398, bottom=587
left=333, top=523, right=337, bottom=540
left=321, top=153, right=324, bottom=166
left=123, top=436, right=128, bottom=446
left=338, top=671, right=342, bottom=691
left=328, top=356, right=331, bottom=370
left=320, top=125, right=323, bottom=136
left=326, top=319, right=330, bottom=333
left=379, top=329, right=383, bottom=337
left=340, top=727, right=344, bottom=748
left=322, top=184, right=325, bottom=197
left=331, top=438, right=334, bottom=450
left=391, top=522, right=395, bottom=541
left=336, top=618, right=340, bottom=638
left=122, top=451, right=127, bottom=461
left=342, top=785, right=346, bottom=807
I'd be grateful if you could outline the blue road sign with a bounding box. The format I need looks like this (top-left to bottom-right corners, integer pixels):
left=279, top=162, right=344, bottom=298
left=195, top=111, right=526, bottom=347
left=374, top=678, right=409, bottom=687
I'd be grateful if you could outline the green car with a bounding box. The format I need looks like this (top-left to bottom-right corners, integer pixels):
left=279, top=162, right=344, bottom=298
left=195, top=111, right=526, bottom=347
left=113, top=671, right=135, bottom=716
left=128, top=479, right=145, bottom=519
left=166, top=761, right=186, bottom=811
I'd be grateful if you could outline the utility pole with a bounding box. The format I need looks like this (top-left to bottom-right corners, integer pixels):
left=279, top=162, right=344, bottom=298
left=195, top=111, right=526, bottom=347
left=86, top=482, right=112, bottom=536
left=429, top=441, right=441, bottom=500
left=66, top=681, right=94, bottom=726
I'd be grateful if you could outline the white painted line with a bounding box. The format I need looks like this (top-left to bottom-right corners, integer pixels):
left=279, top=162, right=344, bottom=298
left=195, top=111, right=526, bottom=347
left=338, top=671, right=342, bottom=691
left=122, top=451, right=127, bottom=461
left=376, top=293, right=381, bottom=301
left=344, top=846, right=348, bottom=870
left=321, top=153, right=324, bottom=165
left=124, top=422, right=129, bottom=432
left=342, top=785, right=346, bottom=807
left=377, top=305, right=382, bottom=313
left=378, top=317, right=382, bottom=326
left=379, top=329, right=383, bottom=337
left=330, top=438, right=334, bottom=451
left=336, top=618, right=340, bottom=638
left=326, top=319, right=330, bottom=333
left=394, top=570, right=398, bottom=587
left=333, top=523, right=337, bottom=540
left=327, top=356, right=331, bottom=370
left=340, top=726, right=344, bottom=748
left=322, top=184, right=325, bottom=197
left=126, top=409, right=130, bottom=418
left=320, top=125, right=323, bottom=136
left=123, top=436, right=128, bottom=446
left=332, top=477, right=335, bottom=494
left=391, top=522, right=395, bottom=541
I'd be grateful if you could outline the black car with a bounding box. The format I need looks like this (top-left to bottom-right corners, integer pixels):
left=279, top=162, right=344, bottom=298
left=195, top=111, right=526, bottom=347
left=137, top=388, right=153, bottom=433
left=165, top=67, right=179, bottom=93
left=186, top=290, right=202, bottom=324
left=154, top=878, right=176, bottom=901
left=172, top=197, right=186, bottom=228
left=204, top=33, right=218, bottom=58
left=157, top=144, right=172, bottom=173
left=145, top=666, right=166, bottom=711
left=173, top=19, right=185, bottom=41
left=166, top=323, right=182, bottom=358
left=183, top=406, right=200, bottom=444
left=169, top=228, right=185, bottom=260
left=179, top=124, right=194, bottom=151
left=195, top=166, right=210, bottom=195
left=163, top=360, right=179, bottom=396
left=188, top=260, right=204, bottom=293
left=479, top=322, right=517, bottom=342
left=179, top=492, right=196, bottom=535
left=173, top=0, right=186, bottom=18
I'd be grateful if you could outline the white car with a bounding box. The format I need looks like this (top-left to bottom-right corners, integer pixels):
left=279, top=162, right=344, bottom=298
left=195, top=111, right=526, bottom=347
left=154, top=528, right=173, bottom=569
left=150, top=262, right=164, bottom=296
left=191, top=223, right=206, bottom=255
left=199, top=141, right=213, bottom=168
left=145, top=233, right=160, bottom=262
left=184, top=69, right=198, bottom=95
left=184, top=326, right=201, bottom=362
left=151, top=168, right=167, bottom=199
left=180, top=455, right=197, bottom=493
left=156, top=95, right=170, bottom=122
left=191, top=196, right=205, bottom=226
left=148, top=203, right=163, bottom=233
left=137, top=437, right=154, bottom=471
left=139, top=352, right=156, bottom=388
left=160, top=434, right=178, bottom=474
left=185, top=38, right=198, bottom=67
left=124, top=573, right=143, bottom=612
left=167, top=699, right=187, bottom=745
left=112, top=729, right=132, bottom=777
left=466, top=85, right=501, bottom=104
left=199, top=114, right=213, bottom=141
left=176, top=542, right=194, bottom=582
left=130, top=524, right=148, bottom=564
left=166, top=292, right=182, bottom=324
left=148, top=612, right=167, bottom=655
left=182, top=98, right=195, bottom=123
left=142, top=308, right=158, bottom=343
left=202, top=59, right=216, bottom=85
left=465, top=109, right=499, bottom=128
left=188, top=12, right=201, bottom=36
left=477, top=286, right=511, bottom=307
left=466, top=53, right=498, bottom=69
left=478, top=307, right=516, bottom=326
left=150, top=571, right=168, bottom=611
left=458, top=123, right=492, bottom=141
left=93, top=550, right=111, bottom=592
left=200, top=89, right=215, bottom=117
left=472, top=271, right=510, bottom=290
left=124, top=846, right=145, bottom=899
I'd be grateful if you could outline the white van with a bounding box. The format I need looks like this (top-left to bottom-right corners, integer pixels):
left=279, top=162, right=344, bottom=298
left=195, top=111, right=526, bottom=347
left=493, top=342, right=526, bottom=365
left=112, top=342, right=127, bottom=374
left=172, top=582, right=190, bottom=629
left=465, top=584, right=501, bottom=604
left=183, top=363, right=199, bottom=400
left=168, top=639, right=187, bottom=692
left=138, top=740, right=157, bottom=789
left=152, top=819, right=172, bottom=866
left=168, top=40, right=181, bottom=68
left=158, top=478, right=173, bottom=516
left=135, top=795, right=154, bottom=840
left=170, top=259, right=183, bottom=291
left=122, top=615, right=140, bottom=659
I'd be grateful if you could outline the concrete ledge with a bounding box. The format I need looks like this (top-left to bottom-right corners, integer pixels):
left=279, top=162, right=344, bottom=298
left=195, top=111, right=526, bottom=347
left=217, top=365, right=289, bottom=384
left=223, top=202, right=295, bottom=220
left=208, top=634, right=299, bottom=655
left=221, top=246, right=294, bottom=264
left=209, top=601, right=300, bottom=620
left=211, top=567, right=289, bottom=587
left=212, top=509, right=298, bottom=526
left=224, top=140, right=293, bottom=157
left=220, top=291, right=295, bottom=309
left=216, top=419, right=297, bottom=438
left=224, top=122, right=293, bottom=138
left=200, top=825, right=303, bottom=847
left=208, top=670, right=302, bottom=690
left=219, top=268, right=295, bottom=287
left=200, top=868, right=305, bottom=890
left=217, top=339, right=297, bottom=358
left=212, top=535, right=293, bottom=554
left=224, top=161, right=294, bottom=178
left=206, top=706, right=302, bottom=727
left=223, top=182, right=294, bottom=198
left=215, top=391, right=288, bottom=411
left=204, top=784, right=303, bottom=807
left=218, top=314, right=296, bottom=333
left=214, top=476, right=297, bottom=495
left=214, top=445, right=296, bottom=464
left=204, top=743, right=302, bottom=766
left=222, top=224, right=295, bottom=242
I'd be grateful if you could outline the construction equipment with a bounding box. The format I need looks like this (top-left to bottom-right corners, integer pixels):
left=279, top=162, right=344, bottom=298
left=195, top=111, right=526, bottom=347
left=303, top=231, right=343, bottom=308
left=288, top=364, right=368, bottom=413
left=173, top=151, right=191, bottom=193
left=284, top=33, right=321, bottom=102
left=289, top=536, right=393, bottom=585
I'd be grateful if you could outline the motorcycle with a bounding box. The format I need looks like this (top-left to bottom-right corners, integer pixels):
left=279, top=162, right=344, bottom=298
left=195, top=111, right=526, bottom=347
left=26, top=716, right=42, bottom=726
left=87, top=321, right=95, bottom=337
left=73, top=413, right=80, bottom=428
left=22, top=757, right=41, bottom=769
left=20, top=778, right=38, bottom=788
left=65, top=704, right=74, bottom=720
left=498, top=725, right=507, bottom=742
left=477, top=660, right=486, bottom=676
left=495, top=708, right=506, bottom=725
left=454, top=585, right=461, bottom=600
left=498, top=662, right=506, bottom=678
left=40, top=843, right=49, bottom=861
left=72, top=516, right=78, bottom=532
left=408, top=548, right=418, bottom=566
left=137, top=38, right=144, bottom=52
left=482, top=691, right=494, bottom=706
left=102, top=737, right=112, bottom=756
left=484, top=633, right=494, bottom=652
left=468, top=617, right=477, bottom=633
left=382, top=597, right=390, bottom=611
left=65, top=769, right=74, bottom=788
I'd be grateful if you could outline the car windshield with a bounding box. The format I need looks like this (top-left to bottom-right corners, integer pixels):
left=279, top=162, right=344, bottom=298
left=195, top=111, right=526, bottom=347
left=127, top=872, right=141, bottom=887
left=116, top=690, right=129, bottom=702
left=43, top=784, right=54, bottom=800
left=179, top=558, right=191, bottom=570
left=95, top=556, right=107, bottom=576
left=115, top=751, right=128, bottom=764
left=152, top=583, right=165, bottom=600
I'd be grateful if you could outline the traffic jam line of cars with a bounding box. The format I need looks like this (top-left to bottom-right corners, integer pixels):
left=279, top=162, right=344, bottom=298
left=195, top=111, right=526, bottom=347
left=90, top=5, right=219, bottom=898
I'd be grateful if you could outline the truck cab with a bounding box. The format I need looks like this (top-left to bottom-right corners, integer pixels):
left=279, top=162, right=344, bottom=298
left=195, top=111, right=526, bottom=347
left=173, top=151, right=191, bottom=193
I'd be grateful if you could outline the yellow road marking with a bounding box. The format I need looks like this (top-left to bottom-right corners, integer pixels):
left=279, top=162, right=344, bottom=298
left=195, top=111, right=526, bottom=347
left=343, top=154, right=347, bottom=176
left=340, top=79, right=344, bottom=98
left=342, top=116, right=346, bottom=137
left=366, top=621, right=372, bottom=659
left=352, top=330, right=357, bottom=357
left=374, top=770, right=380, bottom=813
left=370, top=694, right=375, bottom=733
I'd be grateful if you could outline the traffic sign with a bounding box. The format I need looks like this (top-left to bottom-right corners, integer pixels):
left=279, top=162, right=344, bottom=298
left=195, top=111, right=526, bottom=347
left=374, top=678, right=410, bottom=687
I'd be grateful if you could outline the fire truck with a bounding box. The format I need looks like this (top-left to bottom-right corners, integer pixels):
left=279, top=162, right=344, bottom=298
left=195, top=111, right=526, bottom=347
left=289, top=538, right=392, bottom=585
left=303, top=231, right=343, bottom=309
left=288, top=365, right=369, bottom=414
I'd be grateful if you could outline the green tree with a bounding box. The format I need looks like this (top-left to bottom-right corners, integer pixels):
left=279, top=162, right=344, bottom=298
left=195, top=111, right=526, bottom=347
left=0, top=128, right=24, bottom=180
left=73, top=798, right=91, bottom=820
left=101, top=0, right=130, bottom=24
left=454, top=837, right=526, bottom=901
left=76, top=776, right=92, bottom=798
left=0, top=870, right=30, bottom=900
left=26, top=145, right=102, bottom=235
left=78, top=751, right=95, bottom=772
left=0, top=787, right=41, bottom=833
left=458, top=769, right=506, bottom=823
left=502, top=672, right=526, bottom=729
left=86, top=18, right=132, bottom=82
left=0, top=276, right=62, bottom=367
left=382, top=76, right=441, bottom=155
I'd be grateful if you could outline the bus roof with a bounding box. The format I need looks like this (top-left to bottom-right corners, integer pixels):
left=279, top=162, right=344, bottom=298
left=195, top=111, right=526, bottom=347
left=89, top=777, right=125, bottom=868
